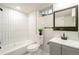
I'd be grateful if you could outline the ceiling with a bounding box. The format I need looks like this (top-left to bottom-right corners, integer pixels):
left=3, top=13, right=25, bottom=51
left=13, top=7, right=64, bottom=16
left=0, top=3, right=53, bottom=14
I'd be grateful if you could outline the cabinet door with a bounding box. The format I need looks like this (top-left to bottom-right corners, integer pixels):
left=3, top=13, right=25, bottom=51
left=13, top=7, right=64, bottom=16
left=49, top=42, right=61, bottom=55
left=62, top=45, right=79, bottom=55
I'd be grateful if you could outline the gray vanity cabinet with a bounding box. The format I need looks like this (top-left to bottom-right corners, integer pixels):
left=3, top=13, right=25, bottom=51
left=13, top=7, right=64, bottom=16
left=49, top=42, right=61, bottom=55
left=62, top=45, right=79, bottom=55
left=49, top=42, right=79, bottom=55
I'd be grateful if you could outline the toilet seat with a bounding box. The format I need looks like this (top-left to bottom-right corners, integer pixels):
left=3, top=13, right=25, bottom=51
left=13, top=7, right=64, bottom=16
left=27, top=43, right=40, bottom=51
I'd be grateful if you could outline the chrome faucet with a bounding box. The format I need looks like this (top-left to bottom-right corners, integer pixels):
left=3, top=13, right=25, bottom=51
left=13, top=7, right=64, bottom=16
left=61, top=33, right=67, bottom=40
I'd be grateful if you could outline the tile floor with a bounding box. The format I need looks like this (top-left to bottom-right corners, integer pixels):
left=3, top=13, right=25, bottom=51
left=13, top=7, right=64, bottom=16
left=24, top=48, right=49, bottom=55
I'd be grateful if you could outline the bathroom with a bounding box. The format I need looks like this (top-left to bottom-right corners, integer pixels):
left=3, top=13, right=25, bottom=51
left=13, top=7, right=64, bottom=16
left=0, top=2, right=79, bottom=55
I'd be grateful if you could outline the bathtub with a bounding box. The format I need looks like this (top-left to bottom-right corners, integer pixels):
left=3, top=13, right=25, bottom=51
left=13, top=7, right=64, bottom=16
left=0, top=40, right=35, bottom=55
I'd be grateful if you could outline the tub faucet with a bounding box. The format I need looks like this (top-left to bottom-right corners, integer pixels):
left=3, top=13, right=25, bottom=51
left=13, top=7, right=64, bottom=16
left=61, top=33, right=67, bottom=40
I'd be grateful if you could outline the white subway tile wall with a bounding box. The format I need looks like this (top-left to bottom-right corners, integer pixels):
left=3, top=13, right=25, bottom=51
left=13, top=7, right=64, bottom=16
left=0, top=5, right=28, bottom=46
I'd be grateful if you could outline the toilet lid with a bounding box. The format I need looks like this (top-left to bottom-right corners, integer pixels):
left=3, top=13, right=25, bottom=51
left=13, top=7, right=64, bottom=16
left=27, top=43, right=40, bottom=50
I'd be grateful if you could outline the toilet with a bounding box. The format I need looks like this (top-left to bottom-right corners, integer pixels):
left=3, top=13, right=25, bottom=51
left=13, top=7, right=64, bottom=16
left=26, top=35, right=43, bottom=53
left=27, top=42, right=40, bottom=52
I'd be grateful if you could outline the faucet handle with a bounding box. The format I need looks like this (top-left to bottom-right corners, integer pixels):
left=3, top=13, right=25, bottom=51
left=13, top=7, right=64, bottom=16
left=61, top=33, right=67, bottom=40
left=63, top=33, right=65, bottom=37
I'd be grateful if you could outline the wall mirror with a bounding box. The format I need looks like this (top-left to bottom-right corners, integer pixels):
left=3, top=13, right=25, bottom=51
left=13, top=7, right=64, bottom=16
left=53, top=5, right=78, bottom=31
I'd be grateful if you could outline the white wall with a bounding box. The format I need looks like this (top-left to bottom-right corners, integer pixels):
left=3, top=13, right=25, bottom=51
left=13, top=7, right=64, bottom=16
left=0, top=5, right=28, bottom=47
left=36, top=11, right=53, bottom=52
left=53, top=3, right=77, bottom=11
left=37, top=12, right=53, bottom=28
left=37, top=11, right=53, bottom=36
left=28, top=11, right=37, bottom=41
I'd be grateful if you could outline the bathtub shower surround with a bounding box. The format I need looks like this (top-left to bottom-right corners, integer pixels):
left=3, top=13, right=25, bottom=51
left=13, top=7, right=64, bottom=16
left=0, top=5, right=29, bottom=54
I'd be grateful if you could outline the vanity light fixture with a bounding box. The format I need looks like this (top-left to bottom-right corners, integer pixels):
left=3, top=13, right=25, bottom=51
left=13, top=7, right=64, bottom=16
left=40, top=5, right=53, bottom=16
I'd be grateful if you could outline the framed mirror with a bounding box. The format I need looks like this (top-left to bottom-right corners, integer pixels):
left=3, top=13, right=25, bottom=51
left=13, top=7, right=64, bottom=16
left=53, top=5, right=78, bottom=31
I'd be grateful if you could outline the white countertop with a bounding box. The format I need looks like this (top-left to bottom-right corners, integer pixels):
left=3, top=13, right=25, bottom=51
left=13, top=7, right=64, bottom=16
left=49, top=37, right=79, bottom=49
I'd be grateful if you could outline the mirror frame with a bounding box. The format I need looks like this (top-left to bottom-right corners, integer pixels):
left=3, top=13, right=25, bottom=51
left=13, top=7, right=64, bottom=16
left=53, top=5, right=78, bottom=31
